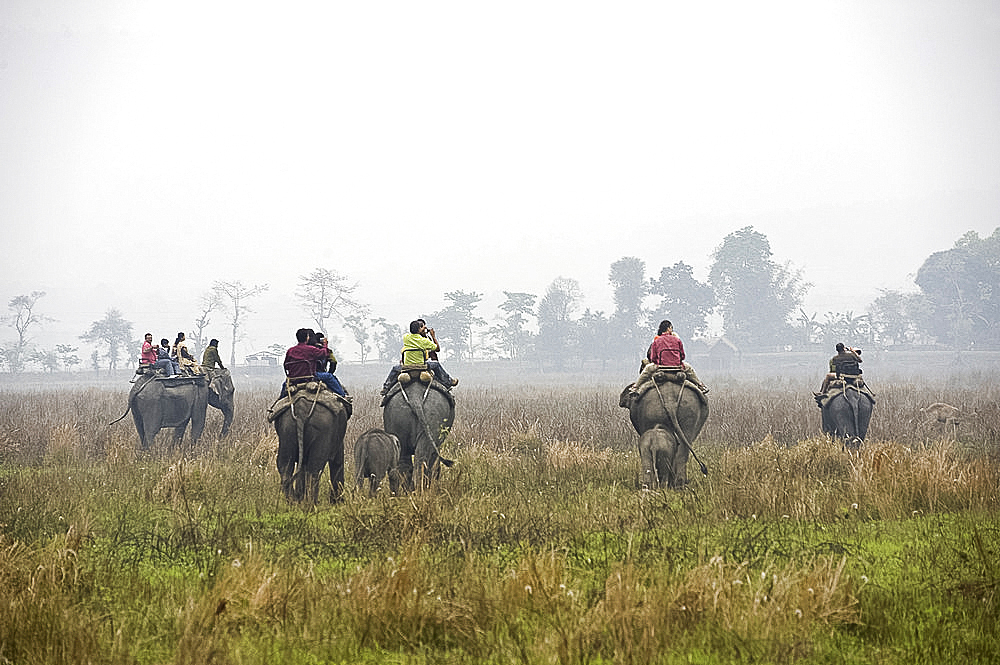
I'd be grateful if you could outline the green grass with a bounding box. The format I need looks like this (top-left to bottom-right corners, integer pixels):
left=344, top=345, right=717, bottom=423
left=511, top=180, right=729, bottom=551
left=0, top=382, right=997, bottom=664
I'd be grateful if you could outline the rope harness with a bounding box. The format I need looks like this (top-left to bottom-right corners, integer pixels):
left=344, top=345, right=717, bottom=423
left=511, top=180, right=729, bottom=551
left=397, top=380, right=455, bottom=468
left=651, top=374, right=708, bottom=477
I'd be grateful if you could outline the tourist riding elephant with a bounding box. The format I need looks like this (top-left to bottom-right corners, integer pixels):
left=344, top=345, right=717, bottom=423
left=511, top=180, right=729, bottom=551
left=620, top=368, right=709, bottom=489
left=382, top=371, right=455, bottom=491
left=270, top=383, right=351, bottom=503
left=126, top=368, right=235, bottom=448
left=817, top=380, right=874, bottom=450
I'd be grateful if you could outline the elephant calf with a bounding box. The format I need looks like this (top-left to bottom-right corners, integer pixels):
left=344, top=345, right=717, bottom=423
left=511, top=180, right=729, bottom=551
left=638, top=426, right=687, bottom=490
left=354, top=428, right=401, bottom=496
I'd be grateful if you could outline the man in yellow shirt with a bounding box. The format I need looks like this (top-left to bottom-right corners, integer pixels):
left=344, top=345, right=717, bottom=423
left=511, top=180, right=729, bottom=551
left=381, top=320, right=459, bottom=394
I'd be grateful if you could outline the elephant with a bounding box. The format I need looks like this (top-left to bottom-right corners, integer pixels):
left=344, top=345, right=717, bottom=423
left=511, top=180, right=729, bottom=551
left=382, top=371, right=455, bottom=491
left=817, top=380, right=874, bottom=450
left=270, top=382, right=351, bottom=503
left=126, top=367, right=235, bottom=448
left=354, top=428, right=401, bottom=496
left=620, top=368, right=709, bottom=489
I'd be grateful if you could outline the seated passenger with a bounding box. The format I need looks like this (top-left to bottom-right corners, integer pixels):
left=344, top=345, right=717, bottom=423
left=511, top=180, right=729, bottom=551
left=174, top=332, right=204, bottom=375
left=140, top=333, right=174, bottom=376
left=630, top=319, right=708, bottom=395
left=279, top=328, right=348, bottom=398
left=160, top=338, right=179, bottom=375
left=313, top=331, right=349, bottom=399
left=381, top=320, right=459, bottom=395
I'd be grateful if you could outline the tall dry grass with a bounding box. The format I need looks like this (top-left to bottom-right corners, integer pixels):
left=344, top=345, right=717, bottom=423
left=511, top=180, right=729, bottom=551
left=0, top=376, right=997, bottom=663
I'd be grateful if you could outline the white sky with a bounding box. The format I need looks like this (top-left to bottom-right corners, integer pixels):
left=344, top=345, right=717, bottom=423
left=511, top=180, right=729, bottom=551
left=2, top=1, right=998, bottom=361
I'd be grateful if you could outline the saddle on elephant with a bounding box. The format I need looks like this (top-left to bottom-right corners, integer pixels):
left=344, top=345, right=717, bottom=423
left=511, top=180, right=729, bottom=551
left=133, top=364, right=206, bottom=385
left=620, top=366, right=707, bottom=408
left=268, top=379, right=353, bottom=422
left=380, top=364, right=457, bottom=408
left=814, top=376, right=874, bottom=409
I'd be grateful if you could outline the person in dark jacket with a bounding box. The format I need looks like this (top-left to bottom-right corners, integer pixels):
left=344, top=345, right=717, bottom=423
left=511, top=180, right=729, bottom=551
left=201, top=339, right=226, bottom=370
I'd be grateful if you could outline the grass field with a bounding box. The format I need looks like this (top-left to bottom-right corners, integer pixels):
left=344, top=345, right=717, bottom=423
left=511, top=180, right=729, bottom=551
left=0, top=374, right=997, bottom=664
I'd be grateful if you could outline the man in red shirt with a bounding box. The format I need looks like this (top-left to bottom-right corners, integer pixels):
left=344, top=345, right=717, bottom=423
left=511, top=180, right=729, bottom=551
left=630, top=320, right=709, bottom=395
left=280, top=328, right=347, bottom=398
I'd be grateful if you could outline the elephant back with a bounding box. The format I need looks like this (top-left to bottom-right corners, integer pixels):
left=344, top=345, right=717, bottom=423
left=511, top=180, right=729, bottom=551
left=268, top=382, right=351, bottom=422
left=625, top=375, right=708, bottom=442
left=381, top=377, right=456, bottom=409
left=814, top=379, right=875, bottom=410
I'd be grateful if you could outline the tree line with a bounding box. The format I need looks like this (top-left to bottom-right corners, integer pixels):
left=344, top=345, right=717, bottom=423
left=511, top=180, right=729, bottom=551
left=2, top=226, right=998, bottom=373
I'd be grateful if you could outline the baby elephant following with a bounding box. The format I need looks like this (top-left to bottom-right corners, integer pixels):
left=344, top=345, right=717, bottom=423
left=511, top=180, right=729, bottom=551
left=354, top=428, right=402, bottom=496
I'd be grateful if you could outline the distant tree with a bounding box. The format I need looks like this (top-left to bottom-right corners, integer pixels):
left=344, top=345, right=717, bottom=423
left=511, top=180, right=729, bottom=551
left=647, top=261, right=716, bottom=340
left=28, top=348, right=59, bottom=372
left=821, top=311, right=870, bottom=347
left=708, top=226, right=809, bottom=348
left=212, top=280, right=269, bottom=367
left=535, top=277, right=583, bottom=368
left=489, top=291, right=537, bottom=360
left=80, top=309, right=134, bottom=373
left=191, top=291, right=223, bottom=351
left=2, top=291, right=51, bottom=373
left=296, top=268, right=366, bottom=336
left=430, top=291, right=485, bottom=361
left=867, top=289, right=934, bottom=347
left=915, top=228, right=1000, bottom=348
left=577, top=309, right=613, bottom=370
left=608, top=257, right=648, bottom=362
left=56, top=344, right=81, bottom=370
left=371, top=317, right=404, bottom=363
left=795, top=309, right=822, bottom=347
left=343, top=314, right=373, bottom=365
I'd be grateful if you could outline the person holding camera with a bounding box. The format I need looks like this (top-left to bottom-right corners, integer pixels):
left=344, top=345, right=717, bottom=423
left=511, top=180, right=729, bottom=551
left=380, top=319, right=459, bottom=394
left=815, top=342, right=862, bottom=395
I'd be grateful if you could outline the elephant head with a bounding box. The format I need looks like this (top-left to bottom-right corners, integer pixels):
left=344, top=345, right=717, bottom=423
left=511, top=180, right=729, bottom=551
left=206, top=368, right=235, bottom=437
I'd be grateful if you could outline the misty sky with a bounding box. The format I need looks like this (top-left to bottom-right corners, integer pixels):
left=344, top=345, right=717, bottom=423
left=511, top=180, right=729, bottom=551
left=2, top=1, right=998, bottom=362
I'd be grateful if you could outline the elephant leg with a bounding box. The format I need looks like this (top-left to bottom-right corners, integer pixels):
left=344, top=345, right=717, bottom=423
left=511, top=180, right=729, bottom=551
left=388, top=468, right=402, bottom=496
left=668, top=437, right=690, bottom=489
left=637, top=430, right=660, bottom=489
left=327, top=457, right=345, bottom=504
left=276, top=445, right=297, bottom=500
left=172, top=424, right=187, bottom=446
left=397, top=445, right=415, bottom=493
left=303, top=472, right=321, bottom=504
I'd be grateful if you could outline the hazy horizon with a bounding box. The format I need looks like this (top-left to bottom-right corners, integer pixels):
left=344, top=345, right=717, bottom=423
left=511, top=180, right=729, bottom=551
left=3, top=1, right=998, bottom=362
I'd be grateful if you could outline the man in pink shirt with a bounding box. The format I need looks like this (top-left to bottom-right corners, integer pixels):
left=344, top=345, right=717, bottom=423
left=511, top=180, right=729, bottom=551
left=630, top=320, right=709, bottom=395
left=140, top=333, right=174, bottom=375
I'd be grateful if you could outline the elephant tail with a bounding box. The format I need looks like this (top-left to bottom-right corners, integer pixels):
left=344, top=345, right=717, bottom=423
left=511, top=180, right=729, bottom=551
left=400, top=385, right=455, bottom=467
left=111, top=374, right=157, bottom=426
left=653, top=382, right=708, bottom=476
left=107, top=405, right=131, bottom=426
